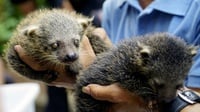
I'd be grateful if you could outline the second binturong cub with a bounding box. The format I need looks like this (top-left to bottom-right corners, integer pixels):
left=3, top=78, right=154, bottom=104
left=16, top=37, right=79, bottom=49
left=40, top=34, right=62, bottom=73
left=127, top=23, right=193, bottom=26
left=75, top=33, right=197, bottom=112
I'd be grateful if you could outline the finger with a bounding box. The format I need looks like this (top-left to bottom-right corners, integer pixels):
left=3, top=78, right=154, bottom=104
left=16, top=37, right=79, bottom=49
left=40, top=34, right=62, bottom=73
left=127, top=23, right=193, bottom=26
left=92, top=28, right=113, bottom=48
left=79, top=36, right=96, bottom=68
left=82, top=83, right=134, bottom=103
left=14, top=45, right=47, bottom=71
left=14, top=45, right=27, bottom=59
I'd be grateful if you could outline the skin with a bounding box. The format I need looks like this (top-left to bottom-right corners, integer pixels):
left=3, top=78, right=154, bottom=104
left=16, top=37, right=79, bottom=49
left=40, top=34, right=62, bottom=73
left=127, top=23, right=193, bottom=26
left=83, top=84, right=200, bottom=112
left=0, top=58, right=4, bottom=84
left=17, top=0, right=37, bottom=16
left=62, top=0, right=74, bottom=12
left=139, top=0, right=154, bottom=9
left=15, top=28, right=200, bottom=112
left=82, top=84, right=151, bottom=112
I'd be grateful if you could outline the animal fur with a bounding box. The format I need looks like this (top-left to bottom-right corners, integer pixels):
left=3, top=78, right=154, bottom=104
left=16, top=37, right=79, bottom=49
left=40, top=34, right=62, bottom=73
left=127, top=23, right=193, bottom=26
left=75, top=33, right=197, bottom=112
left=3, top=9, right=109, bottom=83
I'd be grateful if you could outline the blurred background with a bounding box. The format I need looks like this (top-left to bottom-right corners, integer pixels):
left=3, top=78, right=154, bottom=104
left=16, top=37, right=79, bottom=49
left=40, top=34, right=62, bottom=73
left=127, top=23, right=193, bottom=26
left=0, top=0, right=105, bottom=112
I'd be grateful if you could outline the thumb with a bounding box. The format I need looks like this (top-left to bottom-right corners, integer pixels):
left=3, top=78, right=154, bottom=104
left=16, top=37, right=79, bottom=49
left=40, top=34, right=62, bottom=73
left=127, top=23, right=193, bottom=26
left=79, top=35, right=96, bottom=68
left=14, top=45, right=46, bottom=71
left=82, top=83, right=133, bottom=103
left=14, top=45, right=26, bottom=58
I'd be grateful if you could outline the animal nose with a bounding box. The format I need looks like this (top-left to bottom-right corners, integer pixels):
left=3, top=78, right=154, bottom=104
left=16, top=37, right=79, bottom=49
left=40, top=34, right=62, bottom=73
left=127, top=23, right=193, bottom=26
left=64, top=53, right=78, bottom=62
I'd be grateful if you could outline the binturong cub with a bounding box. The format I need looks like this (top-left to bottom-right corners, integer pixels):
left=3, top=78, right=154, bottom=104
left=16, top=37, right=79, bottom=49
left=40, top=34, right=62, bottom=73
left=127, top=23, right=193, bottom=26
left=75, top=33, right=198, bottom=112
left=3, top=9, right=109, bottom=83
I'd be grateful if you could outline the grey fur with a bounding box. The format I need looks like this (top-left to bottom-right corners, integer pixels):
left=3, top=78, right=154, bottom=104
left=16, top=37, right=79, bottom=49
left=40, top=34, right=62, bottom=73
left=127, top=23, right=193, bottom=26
left=3, top=9, right=109, bottom=83
left=75, top=33, right=197, bottom=112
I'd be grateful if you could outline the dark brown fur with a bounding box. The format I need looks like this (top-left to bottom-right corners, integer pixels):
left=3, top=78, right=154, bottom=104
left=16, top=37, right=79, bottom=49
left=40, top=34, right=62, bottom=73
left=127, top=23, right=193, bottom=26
left=75, top=33, right=197, bottom=112
left=3, top=9, right=109, bottom=83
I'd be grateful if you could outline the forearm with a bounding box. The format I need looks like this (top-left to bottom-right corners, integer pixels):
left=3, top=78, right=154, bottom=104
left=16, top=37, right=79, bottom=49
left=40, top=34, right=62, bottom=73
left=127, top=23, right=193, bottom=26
left=180, top=103, right=200, bottom=112
left=0, top=58, right=4, bottom=84
left=189, top=87, right=200, bottom=94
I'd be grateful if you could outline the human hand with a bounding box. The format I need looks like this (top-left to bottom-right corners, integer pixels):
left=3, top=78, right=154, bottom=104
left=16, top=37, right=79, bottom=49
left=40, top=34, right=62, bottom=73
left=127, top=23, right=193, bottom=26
left=92, top=28, right=113, bottom=48
left=14, top=45, right=48, bottom=71
left=14, top=35, right=96, bottom=88
left=14, top=28, right=111, bottom=88
left=82, top=83, right=151, bottom=112
left=83, top=84, right=200, bottom=112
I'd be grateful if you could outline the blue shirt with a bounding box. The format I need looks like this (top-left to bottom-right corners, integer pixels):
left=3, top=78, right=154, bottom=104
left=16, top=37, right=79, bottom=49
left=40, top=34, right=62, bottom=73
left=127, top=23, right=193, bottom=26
left=102, top=0, right=200, bottom=88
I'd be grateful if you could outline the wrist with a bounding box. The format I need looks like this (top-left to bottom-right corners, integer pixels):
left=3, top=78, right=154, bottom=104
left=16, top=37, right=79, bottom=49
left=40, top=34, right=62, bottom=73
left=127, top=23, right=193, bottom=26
left=166, top=90, right=200, bottom=112
left=181, top=103, right=200, bottom=112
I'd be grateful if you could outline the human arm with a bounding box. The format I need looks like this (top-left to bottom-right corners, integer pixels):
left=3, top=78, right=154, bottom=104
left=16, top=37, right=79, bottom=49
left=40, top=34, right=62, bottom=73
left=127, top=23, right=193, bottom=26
left=62, top=0, right=74, bottom=12
left=0, top=58, right=4, bottom=84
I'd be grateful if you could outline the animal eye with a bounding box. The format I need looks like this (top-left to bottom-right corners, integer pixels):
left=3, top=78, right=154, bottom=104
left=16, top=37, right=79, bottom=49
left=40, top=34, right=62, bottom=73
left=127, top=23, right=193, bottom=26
left=74, top=39, right=80, bottom=47
left=52, top=42, right=59, bottom=49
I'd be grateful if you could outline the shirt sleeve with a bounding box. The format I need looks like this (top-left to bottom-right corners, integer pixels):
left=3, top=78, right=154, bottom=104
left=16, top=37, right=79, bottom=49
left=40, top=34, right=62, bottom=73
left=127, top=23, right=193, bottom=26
left=102, top=0, right=112, bottom=39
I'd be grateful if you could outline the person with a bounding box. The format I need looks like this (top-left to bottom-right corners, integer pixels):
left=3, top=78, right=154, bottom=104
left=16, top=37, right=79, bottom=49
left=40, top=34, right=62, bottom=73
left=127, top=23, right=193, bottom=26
left=10, top=0, right=38, bottom=16
left=101, top=0, right=200, bottom=86
left=83, top=0, right=200, bottom=112
left=45, top=1, right=107, bottom=111
left=14, top=0, right=200, bottom=112
left=66, top=0, right=105, bottom=27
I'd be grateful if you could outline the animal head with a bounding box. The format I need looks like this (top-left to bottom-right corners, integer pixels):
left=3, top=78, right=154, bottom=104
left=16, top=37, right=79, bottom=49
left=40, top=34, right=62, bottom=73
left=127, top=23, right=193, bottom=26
left=21, top=9, right=93, bottom=66
left=135, top=33, right=197, bottom=103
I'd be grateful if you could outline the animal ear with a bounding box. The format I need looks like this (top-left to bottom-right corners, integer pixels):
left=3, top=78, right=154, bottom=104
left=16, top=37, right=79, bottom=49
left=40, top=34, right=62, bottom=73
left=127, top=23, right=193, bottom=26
left=77, top=17, right=93, bottom=30
left=22, top=25, right=39, bottom=37
left=188, top=45, right=198, bottom=57
left=137, top=42, right=151, bottom=58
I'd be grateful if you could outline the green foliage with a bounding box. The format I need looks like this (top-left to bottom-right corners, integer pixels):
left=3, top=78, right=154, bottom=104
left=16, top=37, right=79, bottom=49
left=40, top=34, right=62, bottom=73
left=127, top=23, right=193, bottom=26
left=0, top=0, right=19, bottom=55
left=36, top=0, right=47, bottom=8
left=0, top=0, right=47, bottom=55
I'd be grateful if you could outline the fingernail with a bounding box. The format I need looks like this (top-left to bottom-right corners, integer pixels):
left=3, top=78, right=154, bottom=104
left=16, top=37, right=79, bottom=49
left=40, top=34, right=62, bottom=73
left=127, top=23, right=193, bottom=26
left=82, top=86, right=90, bottom=94
left=14, top=45, right=19, bottom=51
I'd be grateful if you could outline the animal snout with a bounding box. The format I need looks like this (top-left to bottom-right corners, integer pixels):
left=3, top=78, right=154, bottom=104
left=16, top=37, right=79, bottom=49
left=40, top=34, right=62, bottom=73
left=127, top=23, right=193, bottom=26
left=64, top=53, right=78, bottom=62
